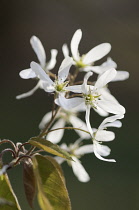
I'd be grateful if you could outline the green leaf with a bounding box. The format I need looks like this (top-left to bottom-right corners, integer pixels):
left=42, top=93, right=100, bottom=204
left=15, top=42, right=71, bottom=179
left=0, top=173, right=21, bottom=210
left=23, top=160, right=36, bottom=209
left=29, top=137, right=72, bottom=161
left=32, top=154, right=71, bottom=210
left=45, top=156, right=65, bottom=185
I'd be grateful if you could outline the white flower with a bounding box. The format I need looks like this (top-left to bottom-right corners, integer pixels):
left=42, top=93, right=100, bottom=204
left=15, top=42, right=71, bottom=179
left=16, top=36, right=58, bottom=99
left=62, top=29, right=111, bottom=71
left=90, top=114, right=123, bottom=162
left=30, top=56, right=73, bottom=95
left=55, top=69, right=125, bottom=129
left=55, top=139, right=94, bottom=182
left=39, top=108, right=90, bottom=144
left=90, top=57, right=129, bottom=81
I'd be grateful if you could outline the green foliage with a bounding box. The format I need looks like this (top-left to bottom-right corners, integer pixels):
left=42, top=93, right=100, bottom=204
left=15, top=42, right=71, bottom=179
left=0, top=173, right=21, bottom=210
left=29, top=137, right=73, bottom=161
left=32, top=154, right=71, bottom=210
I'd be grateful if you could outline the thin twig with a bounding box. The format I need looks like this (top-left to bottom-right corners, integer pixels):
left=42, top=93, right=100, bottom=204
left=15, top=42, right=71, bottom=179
left=16, top=142, right=31, bottom=157
left=39, top=106, right=60, bottom=137
left=0, top=139, right=16, bottom=150
left=0, top=148, right=16, bottom=159
left=42, top=126, right=90, bottom=136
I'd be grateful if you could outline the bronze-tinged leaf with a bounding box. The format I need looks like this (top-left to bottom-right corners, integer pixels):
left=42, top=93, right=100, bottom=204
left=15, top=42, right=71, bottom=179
left=32, top=154, right=71, bottom=210
left=29, top=137, right=72, bottom=161
left=45, top=156, right=65, bottom=185
left=0, top=173, right=21, bottom=210
left=23, top=160, right=36, bottom=209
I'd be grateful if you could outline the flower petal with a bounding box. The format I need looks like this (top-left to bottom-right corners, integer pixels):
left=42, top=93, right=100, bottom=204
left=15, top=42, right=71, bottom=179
left=30, top=61, right=53, bottom=84
left=58, top=56, right=73, bottom=82
left=82, top=72, right=93, bottom=94
left=94, top=143, right=116, bottom=162
left=95, top=68, right=117, bottom=89
left=46, top=49, right=58, bottom=71
left=94, top=106, right=109, bottom=117
left=99, top=114, right=124, bottom=129
left=54, top=156, right=65, bottom=164
left=46, top=118, right=65, bottom=144
left=30, top=36, right=46, bottom=67
left=65, top=85, right=82, bottom=93
left=99, top=87, right=119, bottom=104
left=39, top=111, right=53, bottom=129
left=55, top=96, right=84, bottom=110
left=112, top=71, right=129, bottom=82
left=85, top=105, right=93, bottom=136
left=71, top=156, right=90, bottom=182
left=19, top=68, right=36, bottom=79
left=83, top=43, right=111, bottom=64
left=62, top=44, right=69, bottom=58
left=70, top=29, right=82, bottom=61
left=16, top=81, right=40, bottom=99
left=75, top=145, right=94, bottom=156
left=97, top=100, right=125, bottom=115
left=69, top=115, right=90, bottom=139
left=95, top=130, right=115, bottom=141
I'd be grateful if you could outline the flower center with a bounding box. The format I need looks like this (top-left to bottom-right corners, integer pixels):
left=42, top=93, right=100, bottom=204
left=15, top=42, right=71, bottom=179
left=84, top=93, right=100, bottom=107
left=54, top=81, right=69, bottom=93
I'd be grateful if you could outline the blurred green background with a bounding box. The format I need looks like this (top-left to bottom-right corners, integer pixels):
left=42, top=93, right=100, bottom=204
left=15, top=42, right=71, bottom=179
left=0, top=0, right=139, bottom=209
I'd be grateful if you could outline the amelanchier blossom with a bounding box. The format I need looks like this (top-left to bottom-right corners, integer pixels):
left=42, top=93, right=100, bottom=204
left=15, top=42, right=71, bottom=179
left=55, top=139, right=93, bottom=182
left=55, top=69, right=125, bottom=131
left=30, top=56, right=73, bottom=95
left=62, top=29, right=111, bottom=71
left=16, top=36, right=58, bottom=99
left=90, top=114, right=124, bottom=162
left=39, top=108, right=90, bottom=144
left=90, top=57, right=129, bottom=82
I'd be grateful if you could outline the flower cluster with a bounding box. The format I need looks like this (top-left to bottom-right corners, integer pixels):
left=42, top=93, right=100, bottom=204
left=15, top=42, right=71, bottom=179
left=17, top=29, right=129, bottom=182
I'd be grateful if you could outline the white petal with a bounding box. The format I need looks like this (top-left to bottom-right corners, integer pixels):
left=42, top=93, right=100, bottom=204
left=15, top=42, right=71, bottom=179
left=62, top=44, right=69, bottom=58
left=101, top=57, right=117, bottom=69
left=39, top=111, right=53, bottom=129
left=98, top=100, right=125, bottom=115
left=46, top=49, right=58, bottom=71
left=82, top=66, right=101, bottom=73
left=58, top=57, right=73, bottom=82
left=70, top=29, right=82, bottom=61
left=54, top=156, right=65, bottom=164
left=19, top=68, right=36, bottom=79
left=94, top=106, right=109, bottom=117
left=95, top=130, right=115, bottom=141
left=42, top=83, right=55, bottom=93
left=92, top=57, right=117, bottom=74
left=46, top=119, right=65, bottom=144
left=95, top=68, right=117, bottom=89
left=112, top=71, right=129, bottom=82
left=99, top=87, right=119, bottom=104
left=85, top=105, right=93, bottom=136
left=65, top=85, right=82, bottom=93
left=99, top=114, right=124, bottom=129
left=16, top=81, right=40, bottom=99
left=69, top=116, right=90, bottom=139
left=83, top=43, right=111, bottom=64
left=30, top=62, right=53, bottom=84
left=55, top=96, right=84, bottom=110
left=30, top=36, right=46, bottom=67
left=94, top=143, right=116, bottom=162
left=82, top=72, right=93, bottom=94
left=71, top=156, right=90, bottom=182
left=75, top=145, right=94, bottom=156
left=104, top=120, right=122, bottom=128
